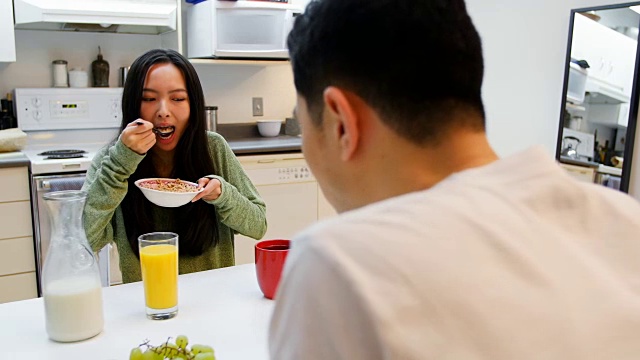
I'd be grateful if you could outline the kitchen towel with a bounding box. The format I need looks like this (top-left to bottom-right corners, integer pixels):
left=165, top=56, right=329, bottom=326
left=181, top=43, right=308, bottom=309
left=47, top=177, right=86, bottom=192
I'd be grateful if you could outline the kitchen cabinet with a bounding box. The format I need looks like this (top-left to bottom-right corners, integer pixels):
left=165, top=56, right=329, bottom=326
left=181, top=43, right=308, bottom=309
left=0, top=167, right=37, bottom=304
left=233, top=153, right=336, bottom=265
left=589, top=103, right=629, bottom=128
left=559, top=163, right=596, bottom=183
left=571, top=13, right=636, bottom=97
left=291, top=0, right=311, bottom=11
left=0, top=0, right=16, bottom=62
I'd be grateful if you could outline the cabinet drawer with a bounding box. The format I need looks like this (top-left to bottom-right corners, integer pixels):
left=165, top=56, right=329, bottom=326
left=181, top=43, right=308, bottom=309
left=0, top=201, right=32, bottom=239
left=0, top=167, right=30, bottom=202
left=560, top=163, right=595, bottom=183
left=0, top=272, right=37, bottom=304
left=0, top=237, right=35, bottom=275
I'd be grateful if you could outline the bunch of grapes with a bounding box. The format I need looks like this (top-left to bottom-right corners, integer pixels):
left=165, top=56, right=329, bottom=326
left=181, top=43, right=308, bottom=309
left=129, top=335, right=216, bottom=360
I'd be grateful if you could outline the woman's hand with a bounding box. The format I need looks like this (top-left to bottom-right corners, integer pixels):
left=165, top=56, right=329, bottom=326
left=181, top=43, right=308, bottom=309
left=192, top=177, right=222, bottom=202
left=121, top=119, right=156, bottom=155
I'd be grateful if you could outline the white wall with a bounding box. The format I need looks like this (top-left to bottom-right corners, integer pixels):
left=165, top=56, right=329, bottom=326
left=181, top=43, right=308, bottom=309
left=1, top=1, right=636, bottom=148
left=0, top=30, right=160, bottom=94
left=0, top=30, right=296, bottom=125
left=465, top=0, right=632, bottom=157
left=194, top=63, right=295, bottom=124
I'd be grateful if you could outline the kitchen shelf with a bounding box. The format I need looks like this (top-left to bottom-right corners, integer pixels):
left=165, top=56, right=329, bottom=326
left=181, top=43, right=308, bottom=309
left=565, top=101, right=586, bottom=112
left=189, top=59, right=290, bottom=66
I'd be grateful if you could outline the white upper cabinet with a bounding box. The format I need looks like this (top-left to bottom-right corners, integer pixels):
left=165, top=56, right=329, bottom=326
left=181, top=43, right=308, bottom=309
left=0, top=0, right=16, bottom=62
left=291, top=0, right=311, bottom=12
left=571, top=13, right=637, bottom=97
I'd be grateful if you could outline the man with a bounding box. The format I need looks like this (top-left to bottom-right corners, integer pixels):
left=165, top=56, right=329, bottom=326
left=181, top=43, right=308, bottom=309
left=269, top=0, right=640, bottom=359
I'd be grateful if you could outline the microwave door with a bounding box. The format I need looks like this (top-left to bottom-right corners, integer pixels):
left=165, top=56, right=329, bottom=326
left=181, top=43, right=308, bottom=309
left=214, top=49, right=289, bottom=59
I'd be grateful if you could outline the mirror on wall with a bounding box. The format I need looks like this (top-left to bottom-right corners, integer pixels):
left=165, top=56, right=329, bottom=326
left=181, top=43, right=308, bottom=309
left=557, top=3, right=640, bottom=192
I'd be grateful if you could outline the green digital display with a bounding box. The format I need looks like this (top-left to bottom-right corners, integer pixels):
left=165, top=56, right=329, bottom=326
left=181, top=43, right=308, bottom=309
left=62, top=104, right=78, bottom=109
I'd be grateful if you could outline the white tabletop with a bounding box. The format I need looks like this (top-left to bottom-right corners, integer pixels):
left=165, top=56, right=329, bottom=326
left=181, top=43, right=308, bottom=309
left=0, top=264, right=274, bottom=359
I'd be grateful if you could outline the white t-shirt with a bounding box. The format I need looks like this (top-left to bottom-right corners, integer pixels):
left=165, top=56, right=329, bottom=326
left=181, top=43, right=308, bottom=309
left=269, top=146, right=640, bottom=360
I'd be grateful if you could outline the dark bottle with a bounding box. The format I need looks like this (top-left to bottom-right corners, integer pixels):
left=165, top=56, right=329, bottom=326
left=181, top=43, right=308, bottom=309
left=0, top=95, right=13, bottom=130
left=92, top=46, right=110, bottom=87
left=0, top=108, right=9, bottom=130
left=3, top=93, right=16, bottom=128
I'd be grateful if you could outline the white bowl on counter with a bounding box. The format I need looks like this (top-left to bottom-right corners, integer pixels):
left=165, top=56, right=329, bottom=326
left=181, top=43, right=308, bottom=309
left=257, top=120, right=282, bottom=137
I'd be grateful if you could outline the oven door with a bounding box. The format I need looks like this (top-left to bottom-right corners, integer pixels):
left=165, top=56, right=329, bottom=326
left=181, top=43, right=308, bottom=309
left=31, top=173, right=119, bottom=295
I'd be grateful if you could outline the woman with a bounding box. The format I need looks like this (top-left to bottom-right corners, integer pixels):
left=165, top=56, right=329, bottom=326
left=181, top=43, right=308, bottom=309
left=82, top=49, right=267, bottom=283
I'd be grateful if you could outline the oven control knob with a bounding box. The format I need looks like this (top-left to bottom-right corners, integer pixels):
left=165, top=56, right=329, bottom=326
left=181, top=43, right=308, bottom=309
left=32, top=97, right=42, bottom=108
left=33, top=110, right=42, bottom=120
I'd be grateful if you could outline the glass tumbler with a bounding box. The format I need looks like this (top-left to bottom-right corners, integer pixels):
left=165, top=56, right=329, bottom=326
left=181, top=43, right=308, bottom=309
left=138, top=232, right=179, bottom=320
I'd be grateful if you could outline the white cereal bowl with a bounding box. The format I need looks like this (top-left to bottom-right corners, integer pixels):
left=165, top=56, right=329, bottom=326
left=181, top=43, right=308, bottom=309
left=257, top=120, right=282, bottom=137
left=134, top=178, right=204, bottom=208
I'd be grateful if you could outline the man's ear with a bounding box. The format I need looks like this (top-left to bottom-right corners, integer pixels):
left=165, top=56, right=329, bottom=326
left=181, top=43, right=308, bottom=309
left=323, top=86, right=360, bottom=161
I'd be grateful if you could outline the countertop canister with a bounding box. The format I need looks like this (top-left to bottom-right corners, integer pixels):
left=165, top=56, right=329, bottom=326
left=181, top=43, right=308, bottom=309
left=68, top=68, right=89, bottom=88
left=119, top=67, right=130, bottom=87
left=52, top=60, right=68, bottom=88
left=205, top=106, right=218, bottom=132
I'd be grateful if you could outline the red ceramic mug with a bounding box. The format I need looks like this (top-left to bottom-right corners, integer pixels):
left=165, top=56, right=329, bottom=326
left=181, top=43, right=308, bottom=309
left=255, top=239, right=290, bottom=300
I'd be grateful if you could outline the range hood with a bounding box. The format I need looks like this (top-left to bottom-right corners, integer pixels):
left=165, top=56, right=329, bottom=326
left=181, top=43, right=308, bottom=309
left=13, top=0, right=177, bottom=35
left=585, top=76, right=630, bottom=105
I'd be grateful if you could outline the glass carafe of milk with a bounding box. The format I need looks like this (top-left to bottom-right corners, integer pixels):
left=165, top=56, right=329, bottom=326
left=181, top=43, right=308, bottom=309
left=42, top=190, right=104, bottom=342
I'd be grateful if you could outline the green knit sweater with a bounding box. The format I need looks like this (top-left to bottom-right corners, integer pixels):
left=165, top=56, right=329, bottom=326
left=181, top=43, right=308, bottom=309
left=82, top=132, right=267, bottom=283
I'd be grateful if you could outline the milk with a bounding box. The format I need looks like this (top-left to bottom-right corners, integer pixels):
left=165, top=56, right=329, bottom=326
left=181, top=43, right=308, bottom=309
left=44, top=276, right=104, bottom=342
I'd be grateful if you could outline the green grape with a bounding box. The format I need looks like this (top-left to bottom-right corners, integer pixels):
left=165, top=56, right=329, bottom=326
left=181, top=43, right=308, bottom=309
left=141, top=349, right=157, bottom=360
left=130, top=348, right=143, bottom=360
left=165, top=343, right=180, bottom=357
left=200, top=345, right=214, bottom=354
left=176, top=335, right=189, bottom=350
left=131, top=336, right=214, bottom=360
left=193, top=353, right=215, bottom=360
left=191, top=344, right=205, bottom=355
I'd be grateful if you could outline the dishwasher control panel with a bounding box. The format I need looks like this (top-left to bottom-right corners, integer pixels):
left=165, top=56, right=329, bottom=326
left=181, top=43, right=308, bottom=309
left=245, top=165, right=315, bottom=186
left=277, top=165, right=313, bottom=181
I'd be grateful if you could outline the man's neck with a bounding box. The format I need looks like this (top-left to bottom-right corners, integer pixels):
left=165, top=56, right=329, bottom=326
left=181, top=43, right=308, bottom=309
left=341, top=129, right=498, bottom=211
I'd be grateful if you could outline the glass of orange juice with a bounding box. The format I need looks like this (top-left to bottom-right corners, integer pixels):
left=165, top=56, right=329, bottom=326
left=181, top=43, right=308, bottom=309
left=138, top=232, right=178, bottom=320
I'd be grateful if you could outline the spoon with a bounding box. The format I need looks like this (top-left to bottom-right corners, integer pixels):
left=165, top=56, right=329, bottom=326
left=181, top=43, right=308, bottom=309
left=135, top=121, right=162, bottom=135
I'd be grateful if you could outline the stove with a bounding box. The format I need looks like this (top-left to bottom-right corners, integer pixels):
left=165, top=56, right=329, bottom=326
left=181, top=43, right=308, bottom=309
left=38, top=149, right=87, bottom=159
left=21, top=134, right=111, bottom=175
left=15, top=87, right=124, bottom=292
left=16, top=87, right=123, bottom=175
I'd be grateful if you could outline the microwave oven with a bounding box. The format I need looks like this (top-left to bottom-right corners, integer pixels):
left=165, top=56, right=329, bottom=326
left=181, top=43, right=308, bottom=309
left=187, top=1, right=302, bottom=59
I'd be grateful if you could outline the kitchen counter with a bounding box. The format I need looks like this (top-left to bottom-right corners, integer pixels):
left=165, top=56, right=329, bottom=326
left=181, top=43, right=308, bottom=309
left=0, top=264, right=274, bottom=359
left=0, top=151, right=29, bottom=168
left=228, top=135, right=302, bottom=155
left=218, top=123, right=302, bottom=155
left=597, top=164, right=623, bottom=176
left=559, top=155, right=599, bottom=168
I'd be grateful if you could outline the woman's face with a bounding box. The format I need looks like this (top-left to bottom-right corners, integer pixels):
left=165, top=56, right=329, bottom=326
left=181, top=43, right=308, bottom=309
left=140, top=62, right=190, bottom=154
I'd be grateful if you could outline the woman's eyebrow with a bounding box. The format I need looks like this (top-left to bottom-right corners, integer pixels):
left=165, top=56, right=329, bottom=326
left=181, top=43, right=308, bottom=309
left=142, top=88, right=188, bottom=94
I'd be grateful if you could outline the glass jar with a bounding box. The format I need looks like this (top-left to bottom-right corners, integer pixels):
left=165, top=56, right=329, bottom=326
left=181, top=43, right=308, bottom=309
left=42, top=190, right=104, bottom=342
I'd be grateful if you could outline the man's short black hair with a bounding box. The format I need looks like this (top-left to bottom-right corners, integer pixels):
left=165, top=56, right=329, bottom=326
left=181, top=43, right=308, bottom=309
left=287, top=0, right=486, bottom=145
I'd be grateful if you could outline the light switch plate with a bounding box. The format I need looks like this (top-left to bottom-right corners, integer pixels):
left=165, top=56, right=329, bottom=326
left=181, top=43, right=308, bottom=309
left=252, top=97, right=264, bottom=117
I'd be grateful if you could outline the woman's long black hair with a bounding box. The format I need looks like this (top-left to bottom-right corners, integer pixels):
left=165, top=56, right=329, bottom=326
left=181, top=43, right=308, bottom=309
left=118, top=49, right=218, bottom=257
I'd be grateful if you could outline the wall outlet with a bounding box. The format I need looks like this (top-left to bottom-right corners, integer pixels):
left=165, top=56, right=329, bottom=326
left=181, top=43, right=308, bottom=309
left=252, top=97, right=264, bottom=117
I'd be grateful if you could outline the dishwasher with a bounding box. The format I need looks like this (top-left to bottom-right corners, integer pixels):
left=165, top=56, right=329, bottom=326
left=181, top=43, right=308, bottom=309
left=235, top=152, right=320, bottom=265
